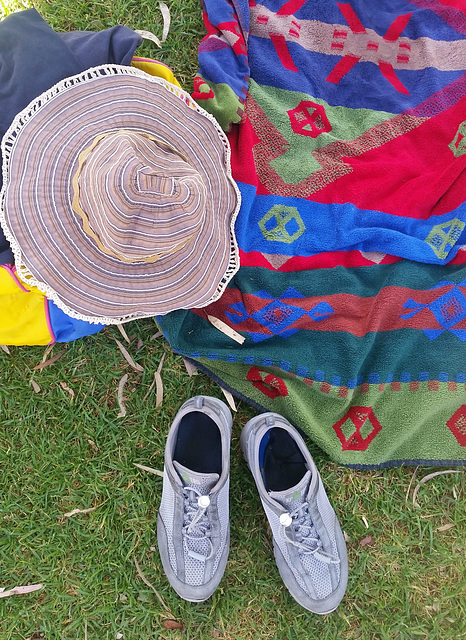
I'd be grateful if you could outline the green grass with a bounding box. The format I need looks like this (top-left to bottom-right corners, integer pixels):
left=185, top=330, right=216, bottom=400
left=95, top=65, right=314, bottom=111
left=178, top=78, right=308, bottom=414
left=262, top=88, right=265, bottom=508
left=1, top=2, right=466, bottom=638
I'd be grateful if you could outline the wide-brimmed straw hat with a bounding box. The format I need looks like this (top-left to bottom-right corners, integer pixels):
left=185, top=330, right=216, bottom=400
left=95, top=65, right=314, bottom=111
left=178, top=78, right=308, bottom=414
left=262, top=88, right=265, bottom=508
left=0, top=65, right=240, bottom=324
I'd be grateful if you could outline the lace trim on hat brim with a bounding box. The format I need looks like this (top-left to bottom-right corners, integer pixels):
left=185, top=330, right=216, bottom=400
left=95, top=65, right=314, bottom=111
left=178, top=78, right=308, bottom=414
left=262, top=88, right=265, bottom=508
left=0, top=64, right=241, bottom=325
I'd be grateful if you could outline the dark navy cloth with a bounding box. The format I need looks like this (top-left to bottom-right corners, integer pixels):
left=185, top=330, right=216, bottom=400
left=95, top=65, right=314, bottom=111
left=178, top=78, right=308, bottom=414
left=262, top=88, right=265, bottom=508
left=0, top=8, right=141, bottom=264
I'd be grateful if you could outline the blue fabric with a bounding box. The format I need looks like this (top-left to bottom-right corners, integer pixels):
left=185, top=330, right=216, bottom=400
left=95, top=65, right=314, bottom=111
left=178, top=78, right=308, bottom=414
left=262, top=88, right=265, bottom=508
left=235, top=183, right=466, bottom=263
left=47, top=301, right=104, bottom=342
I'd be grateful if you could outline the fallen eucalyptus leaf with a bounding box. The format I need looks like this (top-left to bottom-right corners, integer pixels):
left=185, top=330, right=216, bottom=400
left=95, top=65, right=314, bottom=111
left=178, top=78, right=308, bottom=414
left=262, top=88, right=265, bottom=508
left=41, top=344, right=54, bottom=362
left=0, top=584, right=44, bottom=598
left=182, top=357, right=198, bottom=376
left=162, top=620, right=183, bottom=630
left=59, top=381, right=75, bottom=399
left=359, top=535, right=375, bottom=547
left=207, top=315, right=245, bottom=344
left=116, top=323, right=131, bottom=343
left=436, top=523, right=455, bottom=532
left=33, top=352, right=64, bottom=370
left=117, top=374, right=129, bottom=418
left=88, top=440, right=99, bottom=453
left=412, top=470, right=461, bottom=507
left=220, top=387, right=237, bottom=412
left=159, top=2, right=171, bottom=42
left=143, top=353, right=165, bottom=404
left=115, top=339, right=144, bottom=372
left=135, top=29, right=161, bottom=47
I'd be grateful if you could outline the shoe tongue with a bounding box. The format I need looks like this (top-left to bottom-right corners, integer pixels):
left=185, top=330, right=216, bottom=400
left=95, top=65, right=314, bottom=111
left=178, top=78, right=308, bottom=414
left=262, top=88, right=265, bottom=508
left=173, top=461, right=219, bottom=495
left=269, top=469, right=312, bottom=511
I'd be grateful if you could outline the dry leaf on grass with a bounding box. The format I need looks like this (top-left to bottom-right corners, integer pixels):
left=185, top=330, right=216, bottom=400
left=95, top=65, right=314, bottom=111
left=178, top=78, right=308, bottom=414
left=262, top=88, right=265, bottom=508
left=41, top=344, right=54, bottom=362
left=133, top=557, right=173, bottom=616
left=412, top=469, right=462, bottom=507
left=359, top=535, right=376, bottom=547
left=162, top=620, right=183, bottom=630
left=59, top=381, right=75, bottom=400
left=0, top=584, right=44, bottom=598
left=159, top=2, right=171, bottom=42
left=133, top=463, right=163, bottom=478
left=117, top=374, right=129, bottom=418
left=88, top=440, right=99, bottom=453
left=405, top=465, right=420, bottom=503
left=436, top=523, right=455, bottom=532
left=143, top=353, right=165, bottom=405
left=116, top=323, right=131, bottom=343
left=30, top=380, right=41, bottom=393
left=33, top=352, right=64, bottom=370
left=182, top=357, right=198, bottom=377
left=135, top=3, right=171, bottom=48
left=220, top=386, right=237, bottom=412
left=62, top=506, right=97, bottom=519
left=115, top=339, right=144, bottom=372
left=0, top=345, right=10, bottom=354
left=150, top=331, right=163, bottom=341
left=135, top=28, right=162, bottom=47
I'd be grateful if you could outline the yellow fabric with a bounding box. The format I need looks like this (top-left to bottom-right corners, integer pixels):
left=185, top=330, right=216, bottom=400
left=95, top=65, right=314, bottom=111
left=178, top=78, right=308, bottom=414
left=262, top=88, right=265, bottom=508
left=0, top=266, right=53, bottom=346
left=131, top=57, right=181, bottom=87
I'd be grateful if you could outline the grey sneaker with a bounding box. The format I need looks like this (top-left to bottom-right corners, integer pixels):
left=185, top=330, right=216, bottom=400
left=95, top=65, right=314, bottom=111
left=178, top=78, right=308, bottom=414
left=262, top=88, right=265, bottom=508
left=157, top=395, right=232, bottom=602
left=240, top=413, right=348, bottom=614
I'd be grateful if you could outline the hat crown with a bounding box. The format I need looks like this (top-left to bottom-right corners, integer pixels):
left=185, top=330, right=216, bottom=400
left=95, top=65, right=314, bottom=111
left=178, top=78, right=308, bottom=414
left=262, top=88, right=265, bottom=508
left=73, top=130, right=206, bottom=263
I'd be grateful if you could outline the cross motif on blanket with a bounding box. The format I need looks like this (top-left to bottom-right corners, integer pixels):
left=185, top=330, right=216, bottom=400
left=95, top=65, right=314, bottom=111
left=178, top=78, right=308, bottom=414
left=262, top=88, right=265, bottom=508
left=327, top=3, right=412, bottom=94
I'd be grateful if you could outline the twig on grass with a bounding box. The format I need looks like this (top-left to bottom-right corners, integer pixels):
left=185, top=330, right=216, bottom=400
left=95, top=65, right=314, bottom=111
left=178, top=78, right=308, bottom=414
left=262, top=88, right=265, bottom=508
left=133, top=557, right=173, bottom=616
left=62, top=506, right=98, bottom=519
left=133, top=463, right=163, bottom=478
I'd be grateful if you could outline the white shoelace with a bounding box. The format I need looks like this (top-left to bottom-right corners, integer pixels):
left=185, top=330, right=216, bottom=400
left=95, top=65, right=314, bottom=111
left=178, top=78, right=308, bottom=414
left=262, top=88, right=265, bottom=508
left=280, top=502, right=340, bottom=564
left=182, top=487, right=214, bottom=561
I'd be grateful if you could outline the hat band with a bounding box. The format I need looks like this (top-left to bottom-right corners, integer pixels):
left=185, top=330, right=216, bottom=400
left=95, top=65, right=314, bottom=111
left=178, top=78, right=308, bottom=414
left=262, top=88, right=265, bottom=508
left=71, top=130, right=193, bottom=264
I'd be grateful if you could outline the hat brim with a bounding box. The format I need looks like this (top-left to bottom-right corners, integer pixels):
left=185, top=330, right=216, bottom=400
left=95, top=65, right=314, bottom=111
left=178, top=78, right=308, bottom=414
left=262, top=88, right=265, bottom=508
left=0, top=65, right=240, bottom=324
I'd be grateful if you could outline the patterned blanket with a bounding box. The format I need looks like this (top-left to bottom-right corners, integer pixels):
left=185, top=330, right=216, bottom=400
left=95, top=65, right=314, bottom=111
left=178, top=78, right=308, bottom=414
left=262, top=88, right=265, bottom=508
left=160, top=0, right=466, bottom=468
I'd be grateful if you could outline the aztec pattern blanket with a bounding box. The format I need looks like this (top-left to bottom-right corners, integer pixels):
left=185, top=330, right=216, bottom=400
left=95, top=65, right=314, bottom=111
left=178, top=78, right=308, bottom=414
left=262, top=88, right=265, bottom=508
left=159, top=0, right=466, bottom=468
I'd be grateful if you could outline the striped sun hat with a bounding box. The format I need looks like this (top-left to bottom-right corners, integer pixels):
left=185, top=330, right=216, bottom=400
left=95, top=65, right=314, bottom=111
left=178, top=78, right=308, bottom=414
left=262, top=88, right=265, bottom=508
left=0, top=65, right=240, bottom=324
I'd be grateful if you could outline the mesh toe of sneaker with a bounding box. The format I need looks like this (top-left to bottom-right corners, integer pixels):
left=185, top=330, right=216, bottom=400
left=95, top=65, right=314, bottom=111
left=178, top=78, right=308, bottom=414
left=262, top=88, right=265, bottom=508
left=157, top=395, right=232, bottom=602
left=240, top=412, right=348, bottom=614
